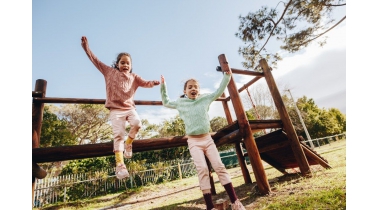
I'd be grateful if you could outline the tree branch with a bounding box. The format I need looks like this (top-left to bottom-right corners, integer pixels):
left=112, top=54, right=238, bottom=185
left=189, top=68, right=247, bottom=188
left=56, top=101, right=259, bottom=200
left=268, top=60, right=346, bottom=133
left=324, top=3, right=346, bottom=7
left=298, top=15, right=346, bottom=47
left=258, top=0, right=293, bottom=56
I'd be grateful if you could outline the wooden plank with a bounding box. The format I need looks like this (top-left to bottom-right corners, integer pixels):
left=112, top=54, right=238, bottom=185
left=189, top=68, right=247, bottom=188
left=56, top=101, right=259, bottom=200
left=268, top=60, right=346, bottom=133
left=258, top=141, right=290, bottom=153
left=260, top=154, right=288, bottom=175
left=260, top=59, right=311, bottom=177
left=301, top=145, right=332, bottom=169
left=33, top=136, right=188, bottom=163
left=33, top=97, right=228, bottom=104
left=219, top=54, right=270, bottom=195
left=249, top=120, right=283, bottom=129
left=216, top=66, right=265, bottom=77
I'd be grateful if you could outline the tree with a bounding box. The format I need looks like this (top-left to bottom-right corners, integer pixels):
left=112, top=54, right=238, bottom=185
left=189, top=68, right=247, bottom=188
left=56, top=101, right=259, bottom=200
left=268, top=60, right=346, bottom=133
left=58, top=104, right=113, bottom=144
left=242, top=83, right=277, bottom=120
left=40, top=105, right=76, bottom=148
left=126, top=119, right=159, bottom=139
left=293, top=96, right=346, bottom=138
left=39, top=105, right=78, bottom=174
left=236, top=0, right=346, bottom=69
left=210, top=116, right=228, bottom=132
left=60, top=156, right=114, bottom=174
left=157, top=115, right=186, bottom=137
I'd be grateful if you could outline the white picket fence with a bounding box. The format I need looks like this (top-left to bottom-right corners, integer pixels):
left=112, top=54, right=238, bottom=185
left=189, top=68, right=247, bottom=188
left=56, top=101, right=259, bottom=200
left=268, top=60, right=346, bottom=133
left=301, top=133, right=346, bottom=147
left=33, top=159, right=200, bottom=208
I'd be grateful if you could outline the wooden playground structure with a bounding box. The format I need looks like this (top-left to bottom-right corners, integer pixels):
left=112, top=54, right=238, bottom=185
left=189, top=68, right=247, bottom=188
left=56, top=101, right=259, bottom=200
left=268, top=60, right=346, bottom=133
left=32, top=55, right=331, bottom=206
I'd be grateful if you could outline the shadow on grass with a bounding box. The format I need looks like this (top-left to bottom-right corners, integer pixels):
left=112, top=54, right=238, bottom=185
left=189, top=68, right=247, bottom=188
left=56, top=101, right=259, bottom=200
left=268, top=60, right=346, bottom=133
left=39, top=172, right=307, bottom=210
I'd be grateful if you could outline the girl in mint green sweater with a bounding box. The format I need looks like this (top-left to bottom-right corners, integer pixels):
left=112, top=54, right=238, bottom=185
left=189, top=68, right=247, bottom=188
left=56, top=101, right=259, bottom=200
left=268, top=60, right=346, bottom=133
left=160, top=70, right=245, bottom=210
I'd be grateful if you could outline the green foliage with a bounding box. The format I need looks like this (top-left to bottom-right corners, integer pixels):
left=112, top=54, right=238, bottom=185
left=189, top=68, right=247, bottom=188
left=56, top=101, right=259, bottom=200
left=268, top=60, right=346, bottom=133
left=60, top=156, right=114, bottom=175
left=126, top=119, right=159, bottom=139
left=40, top=105, right=77, bottom=148
left=245, top=110, right=256, bottom=120
left=291, top=96, right=346, bottom=139
left=150, top=162, right=171, bottom=184
left=235, top=0, right=346, bottom=69
left=157, top=115, right=186, bottom=137
left=210, top=116, right=228, bottom=132
left=59, top=104, right=112, bottom=144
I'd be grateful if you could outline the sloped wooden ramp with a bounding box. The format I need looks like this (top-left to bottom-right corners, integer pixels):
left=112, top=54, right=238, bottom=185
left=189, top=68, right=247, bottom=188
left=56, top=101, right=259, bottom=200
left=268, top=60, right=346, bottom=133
left=252, top=129, right=331, bottom=174
left=211, top=121, right=331, bottom=175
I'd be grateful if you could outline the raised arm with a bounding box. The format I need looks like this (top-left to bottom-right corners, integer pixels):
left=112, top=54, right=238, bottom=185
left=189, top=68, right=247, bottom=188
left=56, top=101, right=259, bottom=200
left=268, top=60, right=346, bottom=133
left=160, top=75, right=177, bottom=109
left=134, top=74, right=160, bottom=88
left=208, top=73, right=231, bottom=101
left=80, top=36, right=109, bottom=75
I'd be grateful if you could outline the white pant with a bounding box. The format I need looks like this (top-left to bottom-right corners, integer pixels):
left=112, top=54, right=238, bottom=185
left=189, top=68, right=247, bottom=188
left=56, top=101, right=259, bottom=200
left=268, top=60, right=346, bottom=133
left=109, top=109, right=142, bottom=152
left=187, top=134, right=232, bottom=190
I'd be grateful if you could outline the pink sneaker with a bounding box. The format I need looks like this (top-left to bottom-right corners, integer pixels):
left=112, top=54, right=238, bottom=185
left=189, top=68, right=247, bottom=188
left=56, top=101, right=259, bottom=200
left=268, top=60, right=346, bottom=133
left=231, top=199, right=245, bottom=210
left=115, top=164, right=129, bottom=180
left=124, top=143, right=132, bottom=159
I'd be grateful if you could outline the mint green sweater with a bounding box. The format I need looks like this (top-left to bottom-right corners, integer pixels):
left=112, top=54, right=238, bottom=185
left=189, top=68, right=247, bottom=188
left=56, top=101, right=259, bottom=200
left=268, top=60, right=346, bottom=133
left=160, top=73, right=231, bottom=135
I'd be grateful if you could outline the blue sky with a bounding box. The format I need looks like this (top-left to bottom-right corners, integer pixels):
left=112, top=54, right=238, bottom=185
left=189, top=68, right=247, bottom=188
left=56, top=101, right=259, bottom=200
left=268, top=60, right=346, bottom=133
left=31, top=0, right=346, bottom=126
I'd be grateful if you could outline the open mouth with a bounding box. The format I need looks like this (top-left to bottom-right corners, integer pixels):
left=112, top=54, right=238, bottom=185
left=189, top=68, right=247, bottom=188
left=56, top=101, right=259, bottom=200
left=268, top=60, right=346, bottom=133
left=191, top=92, right=197, bottom=95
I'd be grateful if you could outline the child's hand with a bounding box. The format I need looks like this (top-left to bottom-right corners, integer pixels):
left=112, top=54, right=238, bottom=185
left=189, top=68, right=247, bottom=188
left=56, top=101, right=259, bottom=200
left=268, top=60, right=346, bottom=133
left=81, top=36, right=88, bottom=49
left=224, top=68, right=231, bottom=75
left=161, top=75, right=165, bottom=83
left=153, top=80, right=160, bottom=85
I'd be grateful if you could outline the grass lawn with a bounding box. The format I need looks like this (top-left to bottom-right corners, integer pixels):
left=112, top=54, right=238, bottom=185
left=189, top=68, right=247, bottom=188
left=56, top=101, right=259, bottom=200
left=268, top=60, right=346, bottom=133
left=36, top=139, right=346, bottom=210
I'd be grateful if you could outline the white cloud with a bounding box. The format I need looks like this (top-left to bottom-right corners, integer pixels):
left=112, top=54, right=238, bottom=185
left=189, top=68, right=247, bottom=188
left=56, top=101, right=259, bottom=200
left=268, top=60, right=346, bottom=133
left=275, top=25, right=346, bottom=79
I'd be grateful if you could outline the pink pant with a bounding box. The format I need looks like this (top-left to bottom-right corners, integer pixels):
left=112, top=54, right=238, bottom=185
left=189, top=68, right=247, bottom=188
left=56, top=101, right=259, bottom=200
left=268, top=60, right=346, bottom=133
left=109, top=109, right=142, bottom=152
left=187, top=134, right=231, bottom=190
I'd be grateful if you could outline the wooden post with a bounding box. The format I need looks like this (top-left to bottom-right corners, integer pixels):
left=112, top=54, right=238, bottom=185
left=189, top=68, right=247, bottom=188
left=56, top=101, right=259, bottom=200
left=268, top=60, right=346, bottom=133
left=235, top=142, right=252, bottom=183
left=221, top=93, right=252, bottom=184
left=220, top=93, right=233, bottom=124
left=218, top=54, right=270, bottom=195
left=32, top=79, right=47, bottom=207
left=259, top=59, right=312, bottom=177
left=178, top=163, right=182, bottom=180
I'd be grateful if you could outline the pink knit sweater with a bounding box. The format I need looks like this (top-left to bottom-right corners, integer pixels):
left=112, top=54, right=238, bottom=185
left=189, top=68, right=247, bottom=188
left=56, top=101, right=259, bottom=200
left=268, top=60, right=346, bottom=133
left=83, top=48, right=157, bottom=110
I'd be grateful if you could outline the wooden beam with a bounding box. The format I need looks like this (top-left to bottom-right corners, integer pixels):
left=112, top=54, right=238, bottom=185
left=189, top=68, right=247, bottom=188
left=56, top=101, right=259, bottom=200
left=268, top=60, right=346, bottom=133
left=215, top=130, right=242, bottom=146
left=260, top=59, right=312, bottom=177
left=32, top=91, right=43, bottom=97
left=237, top=76, right=263, bottom=93
left=33, top=97, right=163, bottom=105
left=224, top=76, right=263, bottom=101
left=33, top=97, right=228, bottom=104
left=301, top=145, right=332, bottom=169
left=33, top=136, right=189, bottom=163
left=219, top=54, right=270, bottom=195
left=32, top=162, right=47, bottom=179
left=32, top=79, right=47, bottom=207
left=216, top=66, right=264, bottom=77
left=249, top=120, right=282, bottom=129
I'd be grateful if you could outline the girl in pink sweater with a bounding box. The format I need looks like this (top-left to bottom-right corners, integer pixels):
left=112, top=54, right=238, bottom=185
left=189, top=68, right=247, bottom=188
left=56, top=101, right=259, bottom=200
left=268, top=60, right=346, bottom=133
left=81, top=36, right=160, bottom=180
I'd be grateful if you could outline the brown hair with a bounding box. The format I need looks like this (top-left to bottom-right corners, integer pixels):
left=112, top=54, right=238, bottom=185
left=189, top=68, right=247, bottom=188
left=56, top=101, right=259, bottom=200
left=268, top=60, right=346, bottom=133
left=180, top=78, right=199, bottom=98
left=112, top=52, right=133, bottom=72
